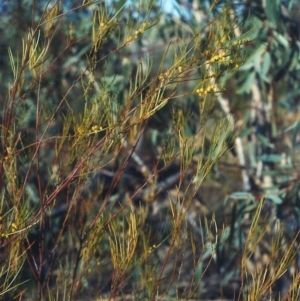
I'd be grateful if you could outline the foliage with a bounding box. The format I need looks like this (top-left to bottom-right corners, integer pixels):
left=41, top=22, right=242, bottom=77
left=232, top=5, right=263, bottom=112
left=0, top=0, right=300, bottom=301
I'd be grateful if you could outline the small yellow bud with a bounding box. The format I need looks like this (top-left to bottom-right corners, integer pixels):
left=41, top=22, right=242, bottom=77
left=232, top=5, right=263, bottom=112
left=126, top=36, right=134, bottom=44
left=11, top=223, right=17, bottom=232
left=1, top=233, right=9, bottom=239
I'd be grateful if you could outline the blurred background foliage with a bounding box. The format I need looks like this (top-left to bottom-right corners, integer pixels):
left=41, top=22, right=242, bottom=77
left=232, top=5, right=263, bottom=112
left=1, top=0, right=300, bottom=300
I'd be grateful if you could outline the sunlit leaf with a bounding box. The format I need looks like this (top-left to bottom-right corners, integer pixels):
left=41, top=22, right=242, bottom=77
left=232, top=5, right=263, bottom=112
left=266, top=194, right=283, bottom=205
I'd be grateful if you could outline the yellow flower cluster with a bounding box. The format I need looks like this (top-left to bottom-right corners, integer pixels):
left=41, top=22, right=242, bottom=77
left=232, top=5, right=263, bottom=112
left=1, top=222, right=18, bottom=239
left=148, top=244, right=157, bottom=254
left=91, top=125, right=103, bottom=133
left=1, top=233, right=8, bottom=239
left=11, top=222, right=17, bottom=232
left=232, top=37, right=251, bottom=47
left=125, top=36, right=134, bottom=44
left=196, top=85, right=215, bottom=96
left=158, top=65, right=183, bottom=81
left=158, top=69, right=170, bottom=81
left=76, top=125, right=86, bottom=137
left=125, top=22, right=149, bottom=45
left=209, top=53, right=227, bottom=63
left=98, top=22, right=108, bottom=37
left=92, top=18, right=112, bottom=50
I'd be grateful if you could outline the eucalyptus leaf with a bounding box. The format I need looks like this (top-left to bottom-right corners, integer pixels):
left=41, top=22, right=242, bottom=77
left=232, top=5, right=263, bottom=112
left=239, top=44, right=267, bottom=72
left=239, top=127, right=253, bottom=138
left=266, top=194, right=283, bottom=205
left=230, top=192, right=253, bottom=200
left=288, top=48, right=300, bottom=71
left=273, top=31, right=290, bottom=49
left=259, top=154, right=282, bottom=163
left=257, top=134, right=274, bottom=147
left=292, top=121, right=300, bottom=147
left=260, top=51, right=271, bottom=81
left=236, top=71, right=255, bottom=94
left=265, top=0, right=281, bottom=29
left=258, top=70, right=270, bottom=83
left=284, top=121, right=299, bottom=133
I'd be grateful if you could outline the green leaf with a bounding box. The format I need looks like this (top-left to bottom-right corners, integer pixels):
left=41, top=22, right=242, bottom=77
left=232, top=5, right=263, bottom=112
left=239, top=44, right=267, bottom=72
left=265, top=0, right=281, bottom=29
left=259, top=51, right=271, bottom=83
left=292, top=121, right=300, bottom=148
left=267, top=194, right=283, bottom=205
left=230, top=192, right=253, bottom=200
left=236, top=71, right=255, bottom=94
left=257, top=133, right=273, bottom=147
left=288, top=47, right=300, bottom=71
left=259, top=154, right=282, bottom=163
left=239, top=127, right=253, bottom=138
left=273, top=32, right=289, bottom=49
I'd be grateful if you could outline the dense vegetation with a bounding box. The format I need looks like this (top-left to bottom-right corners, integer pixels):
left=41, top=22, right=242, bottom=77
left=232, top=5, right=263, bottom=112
left=1, top=0, right=300, bottom=300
